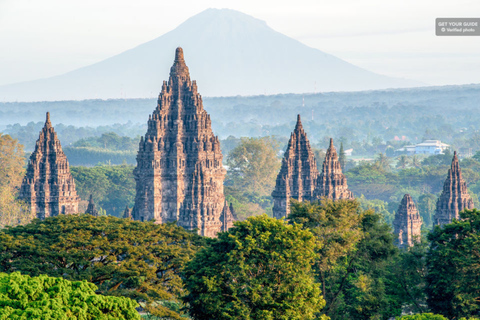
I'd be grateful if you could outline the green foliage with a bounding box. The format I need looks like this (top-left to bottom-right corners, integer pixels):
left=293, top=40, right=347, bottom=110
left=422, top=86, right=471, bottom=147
left=73, top=132, right=140, bottom=151
left=0, top=215, right=205, bottom=319
left=225, top=137, right=281, bottom=219
left=70, top=165, right=135, bottom=217
left=426, top=209, right=480, bottom=319
left=288, top=200, right=401, bottom=320
left=389, top=240, right=429, bottom=315
left=396, top=314, right=447, bottom=320
left=0, top=134, right=33, bottom=228
left=0, top=272, right=140, bottom=320
left=64, top=147, right=137, bottom=166
left=182, top=215, right=325, bottom=320
left=417, top=194, right=437, bottom=229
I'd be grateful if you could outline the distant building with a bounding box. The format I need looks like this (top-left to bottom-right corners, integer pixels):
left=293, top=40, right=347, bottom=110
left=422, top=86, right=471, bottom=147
left=344, top=148, right=353, bottom=156
left=395, top=140, right=449, bottom=155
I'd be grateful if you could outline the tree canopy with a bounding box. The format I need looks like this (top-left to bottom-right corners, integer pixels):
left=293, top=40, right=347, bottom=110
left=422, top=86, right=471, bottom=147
left=182, top=215, right=326, bottom=320
left=288, top=199, right=400, bottom=320
left=0, top=272, right=140, bottom=320
left=0, top=214, right=205, bottom=319
left=426, top=209, right=480, bottom=319
left=0, top=134, right=33, bottom=228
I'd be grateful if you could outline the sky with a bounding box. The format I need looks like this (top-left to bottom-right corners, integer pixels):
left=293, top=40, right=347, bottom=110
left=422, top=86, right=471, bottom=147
left=1, top=0, right=479, bottom=87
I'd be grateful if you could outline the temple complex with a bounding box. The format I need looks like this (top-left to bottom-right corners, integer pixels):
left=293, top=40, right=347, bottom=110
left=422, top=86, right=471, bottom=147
left=434, top=151, right=474, bottom=226
left=272, top=115, right=319, bottom=218
left=19, top=112, right=80, bottom=219
left=132, top=47, right=235, bottom=236
left=393, top=194, right=422, bottom=248
left=314, top=138, right=354, bottom=200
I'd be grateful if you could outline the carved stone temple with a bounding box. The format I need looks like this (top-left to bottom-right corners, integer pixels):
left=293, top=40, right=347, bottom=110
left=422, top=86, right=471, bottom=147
left=272, top=115, right=319, bottom=218
left=132, top=47, right=235, bottom=237
left=272, top=117, right=354, bottom=218
left=434, top=151, right=474, bottom=226
left=315, top=138, right=354, bottom=200
left=19, top=112, right=80, bottom=219
left=394, top=194, right=422, bottom=248
left=85, top=194, right=99, bottom=217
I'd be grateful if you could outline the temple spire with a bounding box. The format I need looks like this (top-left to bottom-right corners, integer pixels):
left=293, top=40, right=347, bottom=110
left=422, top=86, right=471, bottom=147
left=315, top=138, right=353, bottom=200
left=272, top=115, right=319, bottom=218
left=434, top=151, right=474, bottom=226
left=394, top=194, right=422, bottom=248
left=19, top=113, right=79, bottom=219
left=133, top=47, right=234, bottom=237
left=85, top=194, right=99, bottom=217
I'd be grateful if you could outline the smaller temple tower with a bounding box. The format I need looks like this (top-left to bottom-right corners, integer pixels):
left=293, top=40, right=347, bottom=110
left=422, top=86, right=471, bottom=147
left=394, top=194, right=422, bottom=248
left=434, top=151, right=474, bottom=226
left=272, top=115, right=319, bottom=219
left=123, top=206, right=132, bottom=219
left=315, top=138, right=354, bottom=200
left=19, top=112, right=80, bottom=219
left=85, top=195, right=99, bottom=217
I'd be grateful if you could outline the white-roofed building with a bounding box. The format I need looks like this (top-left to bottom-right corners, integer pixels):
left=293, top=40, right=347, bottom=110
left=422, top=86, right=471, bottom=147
left=394, top=140, right=450, bottom=156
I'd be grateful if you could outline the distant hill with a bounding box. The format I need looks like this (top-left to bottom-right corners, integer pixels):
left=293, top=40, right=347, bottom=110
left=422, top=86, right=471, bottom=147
left=0, top=8, right=423, bottom=102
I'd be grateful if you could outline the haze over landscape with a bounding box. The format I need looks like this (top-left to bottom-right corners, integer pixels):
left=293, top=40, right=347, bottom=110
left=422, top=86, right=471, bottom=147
left=2, top=1, right=480, bottom=319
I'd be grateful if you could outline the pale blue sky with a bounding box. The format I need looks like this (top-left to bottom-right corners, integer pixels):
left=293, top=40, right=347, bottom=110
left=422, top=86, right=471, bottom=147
left=1, top=0, right=479, bottom=86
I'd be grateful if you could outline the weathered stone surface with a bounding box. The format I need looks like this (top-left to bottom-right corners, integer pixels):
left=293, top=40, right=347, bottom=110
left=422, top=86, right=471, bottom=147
left=132, top=47, right=234, bottom=237
left=19, top=113, right=80, bottom=219
left=272, top=115, right=319, bottom=218
left=434, top=151, right=474, bottom=226
left=394, top=194, right=422, bottom=248
left=123, top=206, right=132, bottom=219
left=315, top=138, right=354, bottom=200
left=85, top=194, right=99, bottom=217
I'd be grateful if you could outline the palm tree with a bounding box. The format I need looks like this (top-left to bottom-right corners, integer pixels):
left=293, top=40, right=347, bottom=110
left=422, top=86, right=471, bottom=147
left=375, top=153, right=392, bottom=171
left=396, top=155, right=409, bottom=169
left=411, top=155, right=422, bottom=168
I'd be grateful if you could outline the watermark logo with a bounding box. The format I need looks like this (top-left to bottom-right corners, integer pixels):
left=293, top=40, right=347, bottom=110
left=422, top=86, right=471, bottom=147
left=436, top=18, right=480, bottom=36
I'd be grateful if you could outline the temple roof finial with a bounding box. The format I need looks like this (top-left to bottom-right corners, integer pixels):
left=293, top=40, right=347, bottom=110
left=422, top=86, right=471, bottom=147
left=175, top=47, right=184, bottom=62
left=45, top=112, right=51, bottom=127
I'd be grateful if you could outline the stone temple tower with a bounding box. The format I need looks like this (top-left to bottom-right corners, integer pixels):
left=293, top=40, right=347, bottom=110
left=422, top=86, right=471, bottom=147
left=132, top=47, right=235, bottom=237
left=19, top=112, right=80, bottom=219
left=272, top=115, right=319, bottom=219
left=394, top=194, right=422, bottom=248
left=315, top=138, right=354, bottom=200
left=434, top=151, right=474, bottom=226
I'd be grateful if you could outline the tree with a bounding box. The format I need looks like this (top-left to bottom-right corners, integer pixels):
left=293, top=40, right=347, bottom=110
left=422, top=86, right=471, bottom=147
left=417, top=194, right=437, bottom=229
left=397, top=154, right=410, bottom=169
left=288, top=199, right=364, bottom=303
left=70, top=165, right=135, bottom=217
left=225, top=137, right=281, bottom=219
left=182, top=215, right=326, bottom=320
left=390, top=240, right=429, bottom=315
left=0, top=134, right=33, bottom=228
left=426, top=209, right=480, bottom=319
left=226, top=137, right=280, bottom=196
left=0, top=272, right=140, bottom=319
left=0, top=214, right=205, bottom=319
left=288, top=200, right=401, bottom=320
left=339, top=142, right=346, bottom=171
left=411, top=155, right=422, bottom=168
left=375, top=152, right=392, bottom=171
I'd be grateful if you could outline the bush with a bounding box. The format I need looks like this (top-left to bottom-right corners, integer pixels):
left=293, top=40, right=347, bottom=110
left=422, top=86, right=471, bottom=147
left=0, top=272, right=140, bottom=319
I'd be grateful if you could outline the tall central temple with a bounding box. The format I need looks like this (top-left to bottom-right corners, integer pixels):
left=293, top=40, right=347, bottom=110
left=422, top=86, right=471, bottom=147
left=132, top=47, right=234, bottom=237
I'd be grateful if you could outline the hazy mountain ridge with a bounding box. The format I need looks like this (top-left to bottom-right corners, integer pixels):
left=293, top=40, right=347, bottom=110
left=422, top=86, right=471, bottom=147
left=0, top=8, right=422, bottom=102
